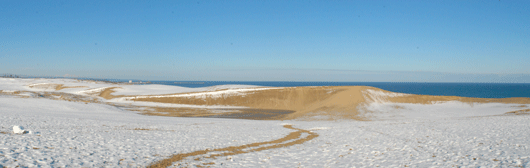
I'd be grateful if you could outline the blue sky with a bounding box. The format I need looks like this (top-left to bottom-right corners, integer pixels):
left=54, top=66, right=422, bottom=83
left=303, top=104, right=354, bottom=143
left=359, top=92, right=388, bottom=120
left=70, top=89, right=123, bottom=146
left=1, top=0, right=529, bottom=82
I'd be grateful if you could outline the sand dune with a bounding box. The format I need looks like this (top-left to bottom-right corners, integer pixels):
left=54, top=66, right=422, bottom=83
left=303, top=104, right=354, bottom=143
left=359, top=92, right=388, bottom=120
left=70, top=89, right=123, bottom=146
left=3, top=78, right=529, bottom=120
left=116, top=86, right=530, bottom=120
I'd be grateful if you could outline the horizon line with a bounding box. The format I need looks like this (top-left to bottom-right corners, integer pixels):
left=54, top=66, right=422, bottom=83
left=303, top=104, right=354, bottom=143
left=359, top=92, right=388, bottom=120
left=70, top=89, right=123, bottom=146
left=2, top=74, right=530, bottom=84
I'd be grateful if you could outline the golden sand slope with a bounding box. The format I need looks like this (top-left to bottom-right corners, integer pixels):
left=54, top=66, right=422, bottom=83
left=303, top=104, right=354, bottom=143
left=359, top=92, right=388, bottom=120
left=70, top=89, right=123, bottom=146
left=127, top=86, right=368, bottom=120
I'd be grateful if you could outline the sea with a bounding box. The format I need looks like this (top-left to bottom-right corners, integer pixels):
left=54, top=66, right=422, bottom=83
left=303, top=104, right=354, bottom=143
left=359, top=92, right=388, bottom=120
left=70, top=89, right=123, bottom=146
left=26, top=76, right=528, bottom=98
left=140, top=81, right=530, bottom=99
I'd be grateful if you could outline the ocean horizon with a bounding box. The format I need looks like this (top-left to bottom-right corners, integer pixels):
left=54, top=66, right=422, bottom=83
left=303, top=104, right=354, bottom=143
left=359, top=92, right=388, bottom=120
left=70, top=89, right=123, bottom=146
left=5, top=75, right=530, bottom=98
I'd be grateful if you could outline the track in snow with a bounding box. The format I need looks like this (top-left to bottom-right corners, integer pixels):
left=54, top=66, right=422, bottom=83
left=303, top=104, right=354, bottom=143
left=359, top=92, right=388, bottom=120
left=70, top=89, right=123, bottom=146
left=147, top=124, right=318, bottom=168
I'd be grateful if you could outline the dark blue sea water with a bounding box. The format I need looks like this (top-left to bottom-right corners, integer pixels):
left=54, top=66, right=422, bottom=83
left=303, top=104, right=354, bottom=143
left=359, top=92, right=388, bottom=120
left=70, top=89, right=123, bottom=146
left=144, top=81, right=530, bottom=98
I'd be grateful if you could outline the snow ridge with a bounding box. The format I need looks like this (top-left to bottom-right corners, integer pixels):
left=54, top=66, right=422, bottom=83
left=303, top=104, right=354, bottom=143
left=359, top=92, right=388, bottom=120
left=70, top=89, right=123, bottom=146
left=123, top=87, right=282, bottom=100
left=362, top=89, right=408, bottom=104
left=75, top=87, right=112, bottom=95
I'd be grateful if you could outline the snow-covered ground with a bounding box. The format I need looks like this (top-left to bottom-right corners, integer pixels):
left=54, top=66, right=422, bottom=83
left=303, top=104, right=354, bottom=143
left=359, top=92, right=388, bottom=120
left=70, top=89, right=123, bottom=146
left=1, top=78, right=529, bottom=167
left=361, top=99, right=528, bottom=121
left=0, top=78, right=265, bottom=110
left=0, top=97, right=291, bottom=167
left=0, top=78, right=262, bottom=97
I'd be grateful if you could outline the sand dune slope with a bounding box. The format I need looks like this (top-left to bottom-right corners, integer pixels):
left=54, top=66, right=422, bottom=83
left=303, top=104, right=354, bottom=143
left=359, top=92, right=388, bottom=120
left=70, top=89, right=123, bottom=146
left=124, top=86, right=530, bottom=120
left=126, top=86, right=366, bottom=120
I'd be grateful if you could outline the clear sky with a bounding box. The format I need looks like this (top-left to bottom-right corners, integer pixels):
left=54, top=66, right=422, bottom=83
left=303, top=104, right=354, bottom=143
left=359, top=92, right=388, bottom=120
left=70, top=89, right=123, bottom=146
left=1, top=0, right=529, bottom=82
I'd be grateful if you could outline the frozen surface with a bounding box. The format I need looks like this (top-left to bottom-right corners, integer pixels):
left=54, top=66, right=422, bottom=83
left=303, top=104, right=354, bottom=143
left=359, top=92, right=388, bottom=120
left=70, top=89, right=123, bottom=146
left=124, top=87, right=282, bottom=99
left=0, top=78, right=262, bottom=96
left=110, top=84, right=261, bottom=96
left=363, top=89, right=409, bottom=103
left=362, top=101, right=527, bottom=120
left=1, top=97, right=529, bottom=167
left=1, top=78, right=529, bottom=167
left=219, top=116, right=530, bottom=168
left=0, top=97, right=289, bottom=168
left=0, top=78, right=265, bottom=109
left=107, top=98, right=248, bottom=109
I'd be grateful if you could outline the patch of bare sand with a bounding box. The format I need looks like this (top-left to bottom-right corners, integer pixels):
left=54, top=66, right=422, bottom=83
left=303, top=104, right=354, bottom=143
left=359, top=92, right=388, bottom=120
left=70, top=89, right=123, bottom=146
left=55, top=84, right=87, bottom=91
left=147, top=124, right=318, bottom=168
left=98, top=87, right=121, bottom=99
left=512, top=105, right=528, bottom=108
left=505, top=109, right=530, bottom=115
left=0, top=90, right=21, bottom=95
left=1, top=90, right=99, bottom=103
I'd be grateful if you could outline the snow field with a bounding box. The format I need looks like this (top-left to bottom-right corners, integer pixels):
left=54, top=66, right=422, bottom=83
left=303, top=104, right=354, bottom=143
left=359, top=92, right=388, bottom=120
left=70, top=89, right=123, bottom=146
left=0, top=78, right=262, bottom=96
left=0, top=78, right=266, bottom=110
left=0, top=98, right=290, bottom=168
left=124, top=87, right=281, bottom=100
left=361, top=101, right=527, bottom=120
left=1, top=78, right=529, bottom=167
left=3, top=97, right=524, bottom=167
left=216, top=115, right=530, bottom=167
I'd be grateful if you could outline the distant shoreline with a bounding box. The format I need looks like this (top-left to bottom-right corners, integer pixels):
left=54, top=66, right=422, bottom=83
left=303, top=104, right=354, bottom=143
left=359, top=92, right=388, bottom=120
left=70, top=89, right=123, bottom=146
left=2, top=74, right=530, bottom=98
